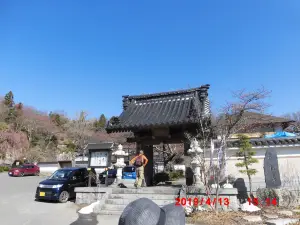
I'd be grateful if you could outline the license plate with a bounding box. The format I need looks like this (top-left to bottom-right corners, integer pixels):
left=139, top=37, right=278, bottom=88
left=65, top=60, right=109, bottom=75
left=103, top=175, right=106, bottom=177
left=39, top=192, right=45, bottom=197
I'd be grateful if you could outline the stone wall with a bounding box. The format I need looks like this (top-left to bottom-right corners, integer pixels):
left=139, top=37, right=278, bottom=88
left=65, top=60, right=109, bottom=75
left=204, top=146, right=300, bottom=193
left=180, top=186, right=239, bottom=212
left=75, top=187, right=112, bottom=205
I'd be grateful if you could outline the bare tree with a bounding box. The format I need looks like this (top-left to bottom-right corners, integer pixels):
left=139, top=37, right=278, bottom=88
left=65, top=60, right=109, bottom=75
left=153, top=144, right=183, bottom=169
left=64, top=111, right=93, bottom=157
left=0, top=130, right=29, bottom=162
left=186, top=87, right=270, bottom=212
left=13, top=108, right=61, bottom=161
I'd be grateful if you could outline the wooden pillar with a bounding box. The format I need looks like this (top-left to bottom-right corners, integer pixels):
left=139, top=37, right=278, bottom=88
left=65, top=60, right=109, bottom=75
left=142, top=144, right=154, bottom=186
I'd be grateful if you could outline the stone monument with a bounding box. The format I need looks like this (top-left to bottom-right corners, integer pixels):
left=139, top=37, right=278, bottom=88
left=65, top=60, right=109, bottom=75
left=233, top=178, right=248, bottom=204
left=187, top=138, right=204, bottom=188
left=264, top=148, right=281, bottom=188
left=112, top=144, right=128, bottom=184
left=256, top=148, right=298, bottom=208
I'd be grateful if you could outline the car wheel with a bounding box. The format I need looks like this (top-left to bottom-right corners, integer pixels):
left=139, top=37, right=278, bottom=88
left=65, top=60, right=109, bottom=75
left=58, top=191, right=69, bottom=203
left=20, top=172, right=24, bottom=177
left=35, top=171, right=40, bottom=176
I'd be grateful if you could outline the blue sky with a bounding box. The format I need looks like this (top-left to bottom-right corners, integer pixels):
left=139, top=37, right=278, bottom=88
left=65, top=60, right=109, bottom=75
left=1, top=0, right=299, bottom=119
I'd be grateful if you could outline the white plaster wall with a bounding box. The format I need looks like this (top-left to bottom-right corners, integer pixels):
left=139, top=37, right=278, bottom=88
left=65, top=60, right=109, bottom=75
left=38, top=165, right=59, bottom=174
left=205, top=146, right=300, bottom=192
left=174, top=164, right=185, bottom=172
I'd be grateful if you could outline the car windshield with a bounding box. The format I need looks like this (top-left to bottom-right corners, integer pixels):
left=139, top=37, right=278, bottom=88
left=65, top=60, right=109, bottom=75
left=49, top=170, right=72, bottom=180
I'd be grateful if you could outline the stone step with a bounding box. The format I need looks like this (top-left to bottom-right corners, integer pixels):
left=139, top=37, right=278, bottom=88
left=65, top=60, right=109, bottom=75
left=110, top=193, right=177, bottom=200
left=102, top=204, right=129, bottom=211
left=112, top=188, right=179, bottom=195
left=106, top=198, right=175, bottom=205
left=102, top=203, right=171, bottom=211
left=98, top=210, right=123, bottom=215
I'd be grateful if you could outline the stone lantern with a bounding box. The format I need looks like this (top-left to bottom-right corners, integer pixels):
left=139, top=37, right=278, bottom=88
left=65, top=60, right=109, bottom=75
left=188, top=138, right=204, bottom=188
left=112, top=144, right=128, bottom=183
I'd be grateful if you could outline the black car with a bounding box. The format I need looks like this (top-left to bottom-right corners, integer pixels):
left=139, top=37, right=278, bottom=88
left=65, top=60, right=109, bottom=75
left=35, top=167, right=90, bottom=203
left=99, top=169, right=117, bottom=184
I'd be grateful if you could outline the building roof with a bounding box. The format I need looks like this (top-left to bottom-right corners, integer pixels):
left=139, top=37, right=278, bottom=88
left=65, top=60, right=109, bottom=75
left=106, top=85, right=210, bottom=133
left=226, top=136, right=300, bottom=148
left=240, top=111, right=294, bottom=125
left=86, top=142, right=114, bottom=150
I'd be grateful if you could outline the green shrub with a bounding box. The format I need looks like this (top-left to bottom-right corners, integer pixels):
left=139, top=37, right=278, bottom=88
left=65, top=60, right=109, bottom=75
left=2, top=166, right=9, bottom=171
left=154, top=172, right=170, bottom=185
left=169, top=170, right=184, bottom=181
left=0, top=166, right=10, bottom=172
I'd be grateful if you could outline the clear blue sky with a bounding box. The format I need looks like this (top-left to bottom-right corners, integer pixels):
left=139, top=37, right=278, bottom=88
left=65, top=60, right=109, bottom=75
left=1, top=0, right=299, bottom=119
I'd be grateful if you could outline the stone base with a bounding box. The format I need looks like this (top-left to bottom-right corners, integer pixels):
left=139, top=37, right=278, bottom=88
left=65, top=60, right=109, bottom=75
left=180, top=187, right=239, bottom=212
left=256, top=188, right=298, bottom=208
left=74, top=187, right=112, bottom=205
left=111, top=179, right=135, bottom=188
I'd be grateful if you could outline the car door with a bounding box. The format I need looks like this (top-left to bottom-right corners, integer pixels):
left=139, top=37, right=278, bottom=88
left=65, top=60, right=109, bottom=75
left=29, top=165, right=35, bottom=175
left=23, top=165, right=31, bottom=175
left=67, top=170, right=86, bottom=198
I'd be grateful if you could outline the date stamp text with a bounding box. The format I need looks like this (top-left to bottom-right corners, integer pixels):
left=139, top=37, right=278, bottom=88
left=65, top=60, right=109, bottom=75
left=175, top=197, right=230, bottom=206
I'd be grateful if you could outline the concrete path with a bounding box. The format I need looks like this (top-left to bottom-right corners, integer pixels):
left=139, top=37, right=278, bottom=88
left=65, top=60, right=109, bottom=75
left=0, top=172, right=119, bottom=225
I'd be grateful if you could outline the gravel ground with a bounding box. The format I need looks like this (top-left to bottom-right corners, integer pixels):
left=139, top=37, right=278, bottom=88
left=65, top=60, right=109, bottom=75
left=0, top=172, right=119, bottom=225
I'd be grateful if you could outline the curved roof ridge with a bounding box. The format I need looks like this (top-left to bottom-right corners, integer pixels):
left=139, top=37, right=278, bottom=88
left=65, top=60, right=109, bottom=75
left=122, top=84, right=210, bottom=100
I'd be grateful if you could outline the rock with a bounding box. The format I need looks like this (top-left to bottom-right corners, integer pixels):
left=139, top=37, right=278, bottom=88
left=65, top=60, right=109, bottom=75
left=186, top=185, right=203, bottom=194
left=196, top=205, right=207, bottom=211
left=211, top=184, right=220, bottom=188
left=243, top=216, right=262, bottom=222
left=71, top=212, right=99, bottom=225
left=240, top=202, right=261, bottom=212
left=278, top=210, right=293, bottom=216
left=78, top=201, right=99, bottom=214
left=256, top=188, right=297, bottom=208
left=265, top=218, right=299, bottom=225
left=184, top=205, right=194, bottom=216
left=292, top=209, right=300, bottom=213
left=233, top=178, right=248, bottom=204
left=264, top=214, right=279, bottom=219
left=222, top=183, right=233, bottom=188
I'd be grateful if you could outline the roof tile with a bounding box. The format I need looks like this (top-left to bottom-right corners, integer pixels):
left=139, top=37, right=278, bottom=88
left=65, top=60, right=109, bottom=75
left=106, top=85, right=210, bottom=133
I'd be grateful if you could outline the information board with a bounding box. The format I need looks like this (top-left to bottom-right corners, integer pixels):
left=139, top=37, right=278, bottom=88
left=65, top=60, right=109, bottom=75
left=90, top=151, right=109, bottom=167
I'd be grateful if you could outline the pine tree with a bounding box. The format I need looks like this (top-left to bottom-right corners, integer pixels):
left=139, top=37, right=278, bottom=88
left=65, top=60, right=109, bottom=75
left=93, top=114, right=107, bottom=130
left=98, top=114, right=107, bottom=128
left=235, top=134, right=258, bottom=195
left=4, top=91, right=15, bottom=107
left=3, top=91, right=17, bottom=123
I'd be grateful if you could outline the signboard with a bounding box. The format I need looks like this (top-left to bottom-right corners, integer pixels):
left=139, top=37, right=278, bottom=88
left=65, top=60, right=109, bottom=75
left=87, top=142, right=114, bottom=168
left=90, top=151, right=109, bottom=167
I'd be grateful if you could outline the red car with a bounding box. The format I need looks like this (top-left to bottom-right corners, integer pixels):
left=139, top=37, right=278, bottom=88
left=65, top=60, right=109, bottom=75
left=8, top=164, right=40, bottom=177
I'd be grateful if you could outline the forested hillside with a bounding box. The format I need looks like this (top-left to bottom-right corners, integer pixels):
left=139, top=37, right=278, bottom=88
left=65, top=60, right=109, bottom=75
left=0, top=91, right=128, bottom=163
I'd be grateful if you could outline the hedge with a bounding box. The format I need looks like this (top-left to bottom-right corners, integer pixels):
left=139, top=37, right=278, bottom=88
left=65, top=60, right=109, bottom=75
left=0, top=166, right=10, bottom=172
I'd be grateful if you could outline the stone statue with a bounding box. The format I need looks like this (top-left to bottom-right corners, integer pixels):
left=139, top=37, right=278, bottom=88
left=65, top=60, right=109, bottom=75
left=112, top=144, right=128, bottom=183
left=188, top=138, right=204, bottom=188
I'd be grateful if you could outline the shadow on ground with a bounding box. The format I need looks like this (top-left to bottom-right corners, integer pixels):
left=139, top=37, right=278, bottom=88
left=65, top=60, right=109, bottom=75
left=69, top=213, right=99, bottom=225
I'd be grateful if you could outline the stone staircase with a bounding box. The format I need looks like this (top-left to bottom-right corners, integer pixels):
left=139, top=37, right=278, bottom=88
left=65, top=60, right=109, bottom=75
left=98, top=187, right=179, bottom=215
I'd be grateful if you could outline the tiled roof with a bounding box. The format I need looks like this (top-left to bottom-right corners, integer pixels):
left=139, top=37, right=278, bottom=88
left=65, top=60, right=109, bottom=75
left=85, top=142, right=114, bottom=150
left=106, top=85, right=210, bottom=133
left=240, top=112, right=294, bottom=125
left=226, top=136, right=300, bottom=148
